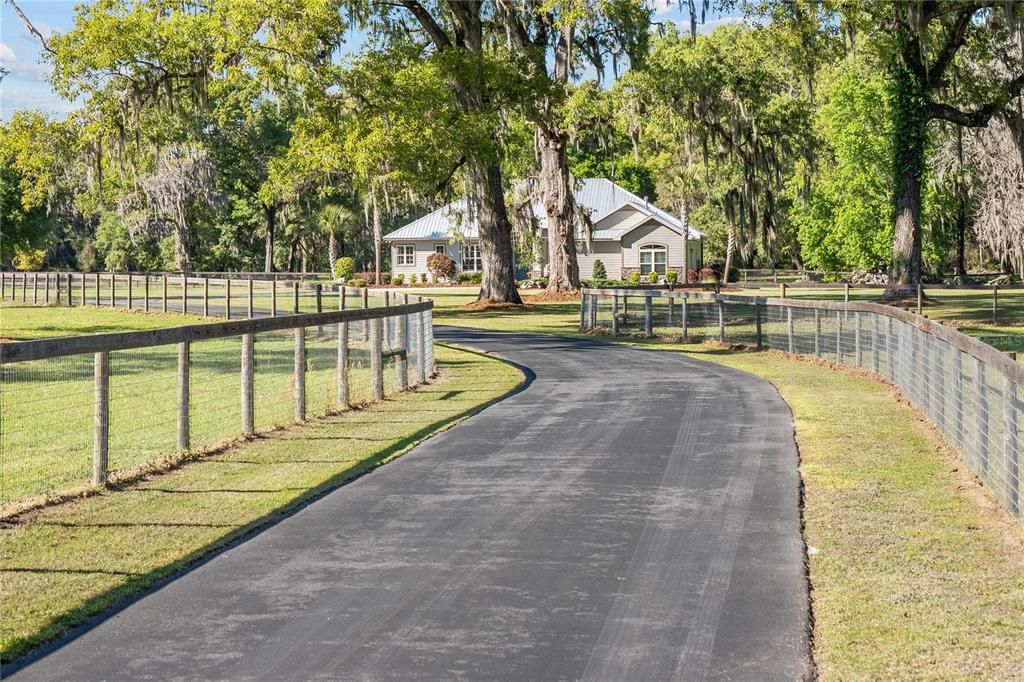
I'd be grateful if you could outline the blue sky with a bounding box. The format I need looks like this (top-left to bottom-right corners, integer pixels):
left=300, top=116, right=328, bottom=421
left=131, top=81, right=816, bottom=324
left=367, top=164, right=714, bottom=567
left=0, top=0, right=742, bottom=122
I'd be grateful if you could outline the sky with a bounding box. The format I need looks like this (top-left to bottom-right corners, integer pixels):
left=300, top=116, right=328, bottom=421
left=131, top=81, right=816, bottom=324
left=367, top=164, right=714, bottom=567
left=0, top=0, right=743, bottom=122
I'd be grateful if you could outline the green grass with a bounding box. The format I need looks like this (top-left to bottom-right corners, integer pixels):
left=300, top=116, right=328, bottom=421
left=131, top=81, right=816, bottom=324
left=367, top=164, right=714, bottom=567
left=0, top=344, right=523, bottom=662
left=0, top=301, right=211, bottom=340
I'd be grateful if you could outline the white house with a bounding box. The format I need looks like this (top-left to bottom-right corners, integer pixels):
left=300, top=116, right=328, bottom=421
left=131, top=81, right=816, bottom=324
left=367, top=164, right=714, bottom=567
left=382, top=178, right=703, bottom=280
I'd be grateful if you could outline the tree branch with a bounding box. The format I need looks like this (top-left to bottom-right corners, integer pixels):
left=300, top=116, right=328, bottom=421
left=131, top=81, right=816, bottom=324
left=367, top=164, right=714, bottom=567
left=6, top=0, right=56, bottom=55
left=928, top=72, right=1024, bottom=126
left=927, top=3, right=991, bottom=85
left=435, top=154, right=466, bottom=194
left=399, top=0, right=451, bottom=50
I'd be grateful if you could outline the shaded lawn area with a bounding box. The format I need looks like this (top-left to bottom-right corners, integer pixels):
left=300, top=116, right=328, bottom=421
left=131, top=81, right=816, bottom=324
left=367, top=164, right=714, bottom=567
left=0, top=345, right=523, bottom=662
left=430, top=297, right=1024, bottom=680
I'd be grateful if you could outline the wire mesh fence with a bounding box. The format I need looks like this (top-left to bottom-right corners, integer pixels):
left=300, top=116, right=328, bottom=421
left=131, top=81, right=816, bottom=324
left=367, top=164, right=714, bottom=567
left=582, top=287, right=1023, bottom=525
left=0, top=302, right=435, bottom=512
left=0, top=271, right=401, bottom=320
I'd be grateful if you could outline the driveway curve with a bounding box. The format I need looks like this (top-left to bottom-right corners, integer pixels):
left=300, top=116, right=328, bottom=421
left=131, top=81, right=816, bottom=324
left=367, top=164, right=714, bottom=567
left=7, top=328, right=809, bottom=681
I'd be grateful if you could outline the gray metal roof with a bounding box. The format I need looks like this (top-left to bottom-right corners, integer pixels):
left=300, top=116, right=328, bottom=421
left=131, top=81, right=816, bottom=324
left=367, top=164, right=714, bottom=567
left=383, top=178, right=704, bottom=242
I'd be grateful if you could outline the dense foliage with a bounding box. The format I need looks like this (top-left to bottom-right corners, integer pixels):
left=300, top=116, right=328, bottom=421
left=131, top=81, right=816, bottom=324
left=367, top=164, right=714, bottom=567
left=2, top=0, right=1022, bottom=287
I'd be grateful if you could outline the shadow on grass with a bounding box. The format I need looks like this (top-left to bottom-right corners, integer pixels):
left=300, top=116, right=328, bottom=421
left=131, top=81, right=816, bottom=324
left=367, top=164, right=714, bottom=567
left=1, top=359, right=533, bottom=671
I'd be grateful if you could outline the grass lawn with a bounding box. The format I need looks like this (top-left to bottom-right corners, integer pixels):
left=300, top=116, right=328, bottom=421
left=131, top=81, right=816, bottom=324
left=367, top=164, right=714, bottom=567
left=0, top=301, right=211, bottom=340
left=0, top=343, right=523, bottom=662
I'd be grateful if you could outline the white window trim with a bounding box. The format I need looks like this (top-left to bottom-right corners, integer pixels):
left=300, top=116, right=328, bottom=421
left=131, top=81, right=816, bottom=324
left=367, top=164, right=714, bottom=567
left=461, top=243, right=483, bottom=272
left=434, top=243, right=446, bottom=254
left=395, top=244, right=416, bottom=267
left=639, top=243, right=668, bottom=275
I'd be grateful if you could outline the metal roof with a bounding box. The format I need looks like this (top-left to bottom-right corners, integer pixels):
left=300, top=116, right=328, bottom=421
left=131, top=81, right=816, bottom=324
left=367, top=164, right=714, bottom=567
left=383, top=178, right=704, bottom=241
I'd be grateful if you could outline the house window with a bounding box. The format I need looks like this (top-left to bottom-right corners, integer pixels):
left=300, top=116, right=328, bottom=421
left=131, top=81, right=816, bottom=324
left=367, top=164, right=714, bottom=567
left=396, top=244, right=415, bottom=267
left=639, top=244, right=667, bottom=275
left=462, top=243, right=482, bottom=272
left=434, top=244, right=446, bottom=254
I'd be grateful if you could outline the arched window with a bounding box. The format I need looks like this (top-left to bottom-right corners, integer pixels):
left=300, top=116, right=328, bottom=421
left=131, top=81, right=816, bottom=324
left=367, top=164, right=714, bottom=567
left=639, top=244, right=667, bottom=275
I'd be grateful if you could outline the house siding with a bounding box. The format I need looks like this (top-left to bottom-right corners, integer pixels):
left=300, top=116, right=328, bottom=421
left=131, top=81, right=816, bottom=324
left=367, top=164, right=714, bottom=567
left=576, top=241, right=623, bottom=279
left=620, top=221, right=702, bottom=274
left=388, top=240, right=480, bottom=280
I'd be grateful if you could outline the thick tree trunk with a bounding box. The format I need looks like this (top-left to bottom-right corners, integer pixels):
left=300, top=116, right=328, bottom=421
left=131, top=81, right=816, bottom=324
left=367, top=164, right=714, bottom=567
left=264, top=204, right=276, bottom=273
left=539, top=125, right=579, bottom=293
left=888, top=65, right=926, bottom=290
left=954, top=125, right=967, bottom=284
left=723, top=222, right=736, bottom=285
left=475, top=162, right=523, bottom=304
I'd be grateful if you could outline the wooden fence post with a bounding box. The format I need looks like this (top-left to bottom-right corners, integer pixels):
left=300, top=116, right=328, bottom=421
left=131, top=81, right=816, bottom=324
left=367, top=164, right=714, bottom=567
left=787, top=307, right=794, bottom=353
left=370, top=317, right=383, bottom=400
left=579, top=293, right=587, bottom=329
left=241, top=333, right=254, bottom=434
left=203, top=277, right=210, bottom=316
left=779, top=282, right=786, bottom=299
left=1004, top=378, right=1019, bottom=517
left=177, top=341, right=190, bottom=451
left=181, top=275, right=188, bottom=314
left=397, top=309, right=409, bottom=391
left=248, top=278, right=254, bottom=318
left=271, top=280, right=278, bottom=317
left=95, top=272, right=101, bottom=306
left=21, top=272, right=28, bottom=303
left=836, top=310, right=843, bottom=362
left=976, top=357, right=989, bottom=474
left=143, top=275, right=150, bottom=311
left=66, top=272, right=72, bottom=306
left=814, top=309, right=821, bottom=356
left=81, top=272, right=86, bottom=306
left=383, top=290, right=391, bottom=345
left=32, top=272, right=38, bottom=304
left=644, top=294, right=653, bottom=337
left=294, top=327, right=306, bottom=421
left=363, top=288, right=370, bottom=342
left=717, top=297, right=725, bottom=342
left=590, top=293, right=598, bottom=329
left=110, top=273, right=116, bottom=307
left=952, top=347, right=964, bottom=448
left=338, top=287, right=350, bottom=408
left=55, top=273, right=62, bottom=305
left=844, top=283, right=850, bottom=303
left=667, top=294, right=675, bottom=324
left=854, top=312, right=862, bottom=367
left=293, top=281, right=299, bottom=314
left=681, top=294, right=688, bottom=340
left=417, top=309, right=428, bottom=383
left=916, top=283, right=923, bottom=316
left=993, top=286, right=999, bottom=324
left=611, top=293, right=619, bottom=336
left=45, top=272, right=50, bottom=303
left=315, top=283, right=323, bottom=313
left=225, top=279, right=232, bottom=319
left=162, top=274, right=168, bottom=313
left=755, top=303, right=763, bottom=349
left=93, top=351, right=109, bottom=486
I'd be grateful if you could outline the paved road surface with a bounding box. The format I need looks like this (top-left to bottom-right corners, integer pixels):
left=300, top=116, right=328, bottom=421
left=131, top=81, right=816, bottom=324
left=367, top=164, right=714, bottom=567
left=7, top=328, right=809, bottom=681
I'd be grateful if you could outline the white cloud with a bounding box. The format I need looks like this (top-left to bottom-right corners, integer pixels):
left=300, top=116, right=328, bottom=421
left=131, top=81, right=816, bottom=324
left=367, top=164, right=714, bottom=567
left=652, top=0, right=673, bottom=15
left=0, top=42, right=16, bottom=64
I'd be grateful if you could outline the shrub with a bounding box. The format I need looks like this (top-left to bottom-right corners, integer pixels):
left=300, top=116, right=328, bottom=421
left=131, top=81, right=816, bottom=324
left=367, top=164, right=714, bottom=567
left=698, top=266, right=716, bottom=282
left=628, top=272, right=642, bottom=286
left=426, top=252, right=456, bottom=281
left=350, top=278, right=367, bottom=288
left=333, top=257, right=356, bottom=281
left=665, top=270, right=679, bottom=285
left=392, top=273, right=405, bottom=286
left=380, top=273, right=392, bottom=285
left=469, top=272, right=483, bottom=284
left=647, top=271, right=659, bottom=284
left=592, top=259, right=607, bottom=280
left=456, top=272, right=473, bottom=284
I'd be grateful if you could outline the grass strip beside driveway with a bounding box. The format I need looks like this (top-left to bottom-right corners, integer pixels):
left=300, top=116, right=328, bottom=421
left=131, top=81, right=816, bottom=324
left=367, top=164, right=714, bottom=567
left=0, top=345, right=523, bottom=662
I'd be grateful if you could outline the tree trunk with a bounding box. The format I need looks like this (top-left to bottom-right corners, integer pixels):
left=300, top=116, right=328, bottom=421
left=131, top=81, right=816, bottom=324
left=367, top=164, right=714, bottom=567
left=888, top=65, right=926, bottom=290
left=475, top=162, right=523, bottom=304
left=328, top=228, right=338, bottom=276
left=173, top=207, right=190, bottom=274
left=264, top=204, right=276, bottom=273
left=539, top=125, right=580, bottom=293
left=371, top=187, right=382, bottom=285
left=723, top=221, right=736, bottom=285
left=954, top=125, right=967, bottom=284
